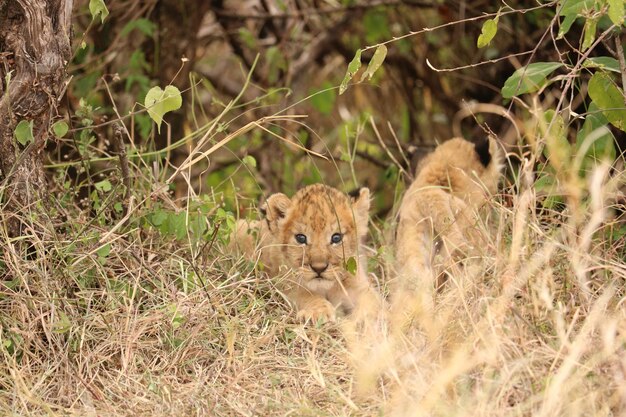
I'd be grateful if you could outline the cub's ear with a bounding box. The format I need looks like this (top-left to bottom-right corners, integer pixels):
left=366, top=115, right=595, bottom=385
left=260, top=193, right=291, bottom=228
left=348, top=187, right=370, bottom=232
left=473, top=138, right=492, bottom=167
left=348, top=187, right=370, bottom=213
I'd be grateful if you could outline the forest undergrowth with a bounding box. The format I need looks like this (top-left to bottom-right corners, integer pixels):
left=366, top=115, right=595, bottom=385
left=0, top=127, right=624, bottom=416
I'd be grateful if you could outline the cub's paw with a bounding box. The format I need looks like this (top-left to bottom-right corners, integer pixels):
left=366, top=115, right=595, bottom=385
left=296, top=299, right=336, bottom=323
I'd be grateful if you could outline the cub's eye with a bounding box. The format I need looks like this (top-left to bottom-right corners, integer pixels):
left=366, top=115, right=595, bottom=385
left=294, top=234, right=307, bottom=244
left=331, top=233, right=343, bottom=244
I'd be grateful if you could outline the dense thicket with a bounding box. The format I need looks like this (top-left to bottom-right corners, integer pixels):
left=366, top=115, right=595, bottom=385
left=56, top=0, right=625, bottom=214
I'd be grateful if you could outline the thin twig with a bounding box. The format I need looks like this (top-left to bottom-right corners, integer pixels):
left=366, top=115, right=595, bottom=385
left=615, top=35, right=626, bottom=105
left=369, top=116, right=410, bottom=180
left=427, top=50, right=535, bottom=72
left=551, top=26, right=617, bottom=125
left=361, top=1, right=557, bottom=52
left=355, top=150, right=390, bottom=169
left=214, top=0, right=434, bottom=20
left=387, top=121, right=412, bottom=171
left=110, top=122, right=131, bottom=215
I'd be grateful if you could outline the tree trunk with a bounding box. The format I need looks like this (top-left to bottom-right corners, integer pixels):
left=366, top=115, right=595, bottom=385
left=0, top=0, right=73, bottom=236
left=153, top=0, right=212, bottom=147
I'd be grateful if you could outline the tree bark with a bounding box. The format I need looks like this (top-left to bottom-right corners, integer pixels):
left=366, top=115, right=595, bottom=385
left=0, top=0, right=73, bottom=236
left=152, top=0, right=212, bottom=147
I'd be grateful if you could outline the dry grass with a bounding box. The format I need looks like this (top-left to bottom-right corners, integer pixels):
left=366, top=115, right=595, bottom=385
left=1, top=151, right=625, bottom=416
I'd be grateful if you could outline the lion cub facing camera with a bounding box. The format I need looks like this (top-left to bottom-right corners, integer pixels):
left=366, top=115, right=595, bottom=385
left=393, top=137, right=502, bottom=321
left=232, top=184, right=375, bottom=322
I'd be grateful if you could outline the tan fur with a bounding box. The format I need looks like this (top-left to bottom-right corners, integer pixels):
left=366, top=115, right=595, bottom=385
left=393, top=137, right=502, bottom=327
left=231, top=184, right=376, bottom=322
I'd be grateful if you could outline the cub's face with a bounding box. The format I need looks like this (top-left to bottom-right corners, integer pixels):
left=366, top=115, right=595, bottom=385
left=263, top=184, right=369, bottom=288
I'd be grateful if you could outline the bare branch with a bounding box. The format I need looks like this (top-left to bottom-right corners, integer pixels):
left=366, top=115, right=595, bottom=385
left=214, top=0, right=435, bottom=20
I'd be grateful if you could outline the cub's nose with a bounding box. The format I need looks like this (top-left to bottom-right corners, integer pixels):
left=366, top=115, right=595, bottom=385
left=310, top=263, right=329, bottom=276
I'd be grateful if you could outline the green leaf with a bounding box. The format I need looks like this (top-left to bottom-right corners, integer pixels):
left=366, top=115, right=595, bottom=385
left=238, top=28, right=257, bottom=49
left=360, top=45, right=388, bottom=81
left=542, top=193, right=565, bottom=209
left=266, top=46, right=287, bottom=84
left=345, top=257, right=357, bottom=275
left=535, top=172, right=564, bottom=209
left=559, top=0, right=595, bottom=16
left=309, top=81, right=336, bottom=115
left=188, top=214, right=207, bottom=239
left=167, top=303, right=185, bottom=329
left=339, top=49, right=362, bottom=95
left=608, top=0, right=625, bottom=25
left=559, top=14, right=578, bottom=38
left=14, top=120, right=34, bottom=146
left=477, top=17, right=499, bottom=48
left=52, top=121, right=69, bottom=138
left=144, top=85, right=183, bottom=133
left=501, top=62, right=563, bottom=98
left=576, top=103, right=615, bottom=172
left=52, top=311, right=72, bottom=334
left=155, top=212, right=188, bottom=240
left=542, top=110, right=571, bottom=170
left=534, top=171, right=556, bottom=193
left=95, top=179, right=112, bottom=192
left=557, top=0, right=595, bottom=38
left=97, top=243, right=111, bottom=258
left=89, top=0, right=109, bottom=24
left=243, top=155, right=257, bottom=168
left=582, top=57, right=620, bottom=73
left=216, top=208, right=228, bottom=219
left=582, top=17, right=597, bottom=51
left=170, top=213, right=187, bottom=240
left=588, top=71, right=626, bottom=132
left=90, top=190, right=100, bottom=209
left=151, top=210, right=168, bottom=226
left=120, top=18, right=156, bottom=37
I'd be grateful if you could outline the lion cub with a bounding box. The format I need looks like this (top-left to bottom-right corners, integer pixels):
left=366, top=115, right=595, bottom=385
left=393, top=137, right=502, bottom=321
left=231, top=184, right=374, bottom=322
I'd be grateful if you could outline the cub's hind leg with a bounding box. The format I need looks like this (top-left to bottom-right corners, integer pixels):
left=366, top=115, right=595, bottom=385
left=392, top=188, right=479, bottom=333
left=420, top=188, right=491, bottom=292
left=418, top=188, right=481, bottom=258
left=394, top=188, right=473, bottom=286
left=392, top=209, right=437, bottom=332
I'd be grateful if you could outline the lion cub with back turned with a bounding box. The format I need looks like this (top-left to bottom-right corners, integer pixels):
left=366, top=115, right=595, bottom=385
left=232, top=184, right=374, bottom=322
left=393, top=137, right=502, bottom=324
